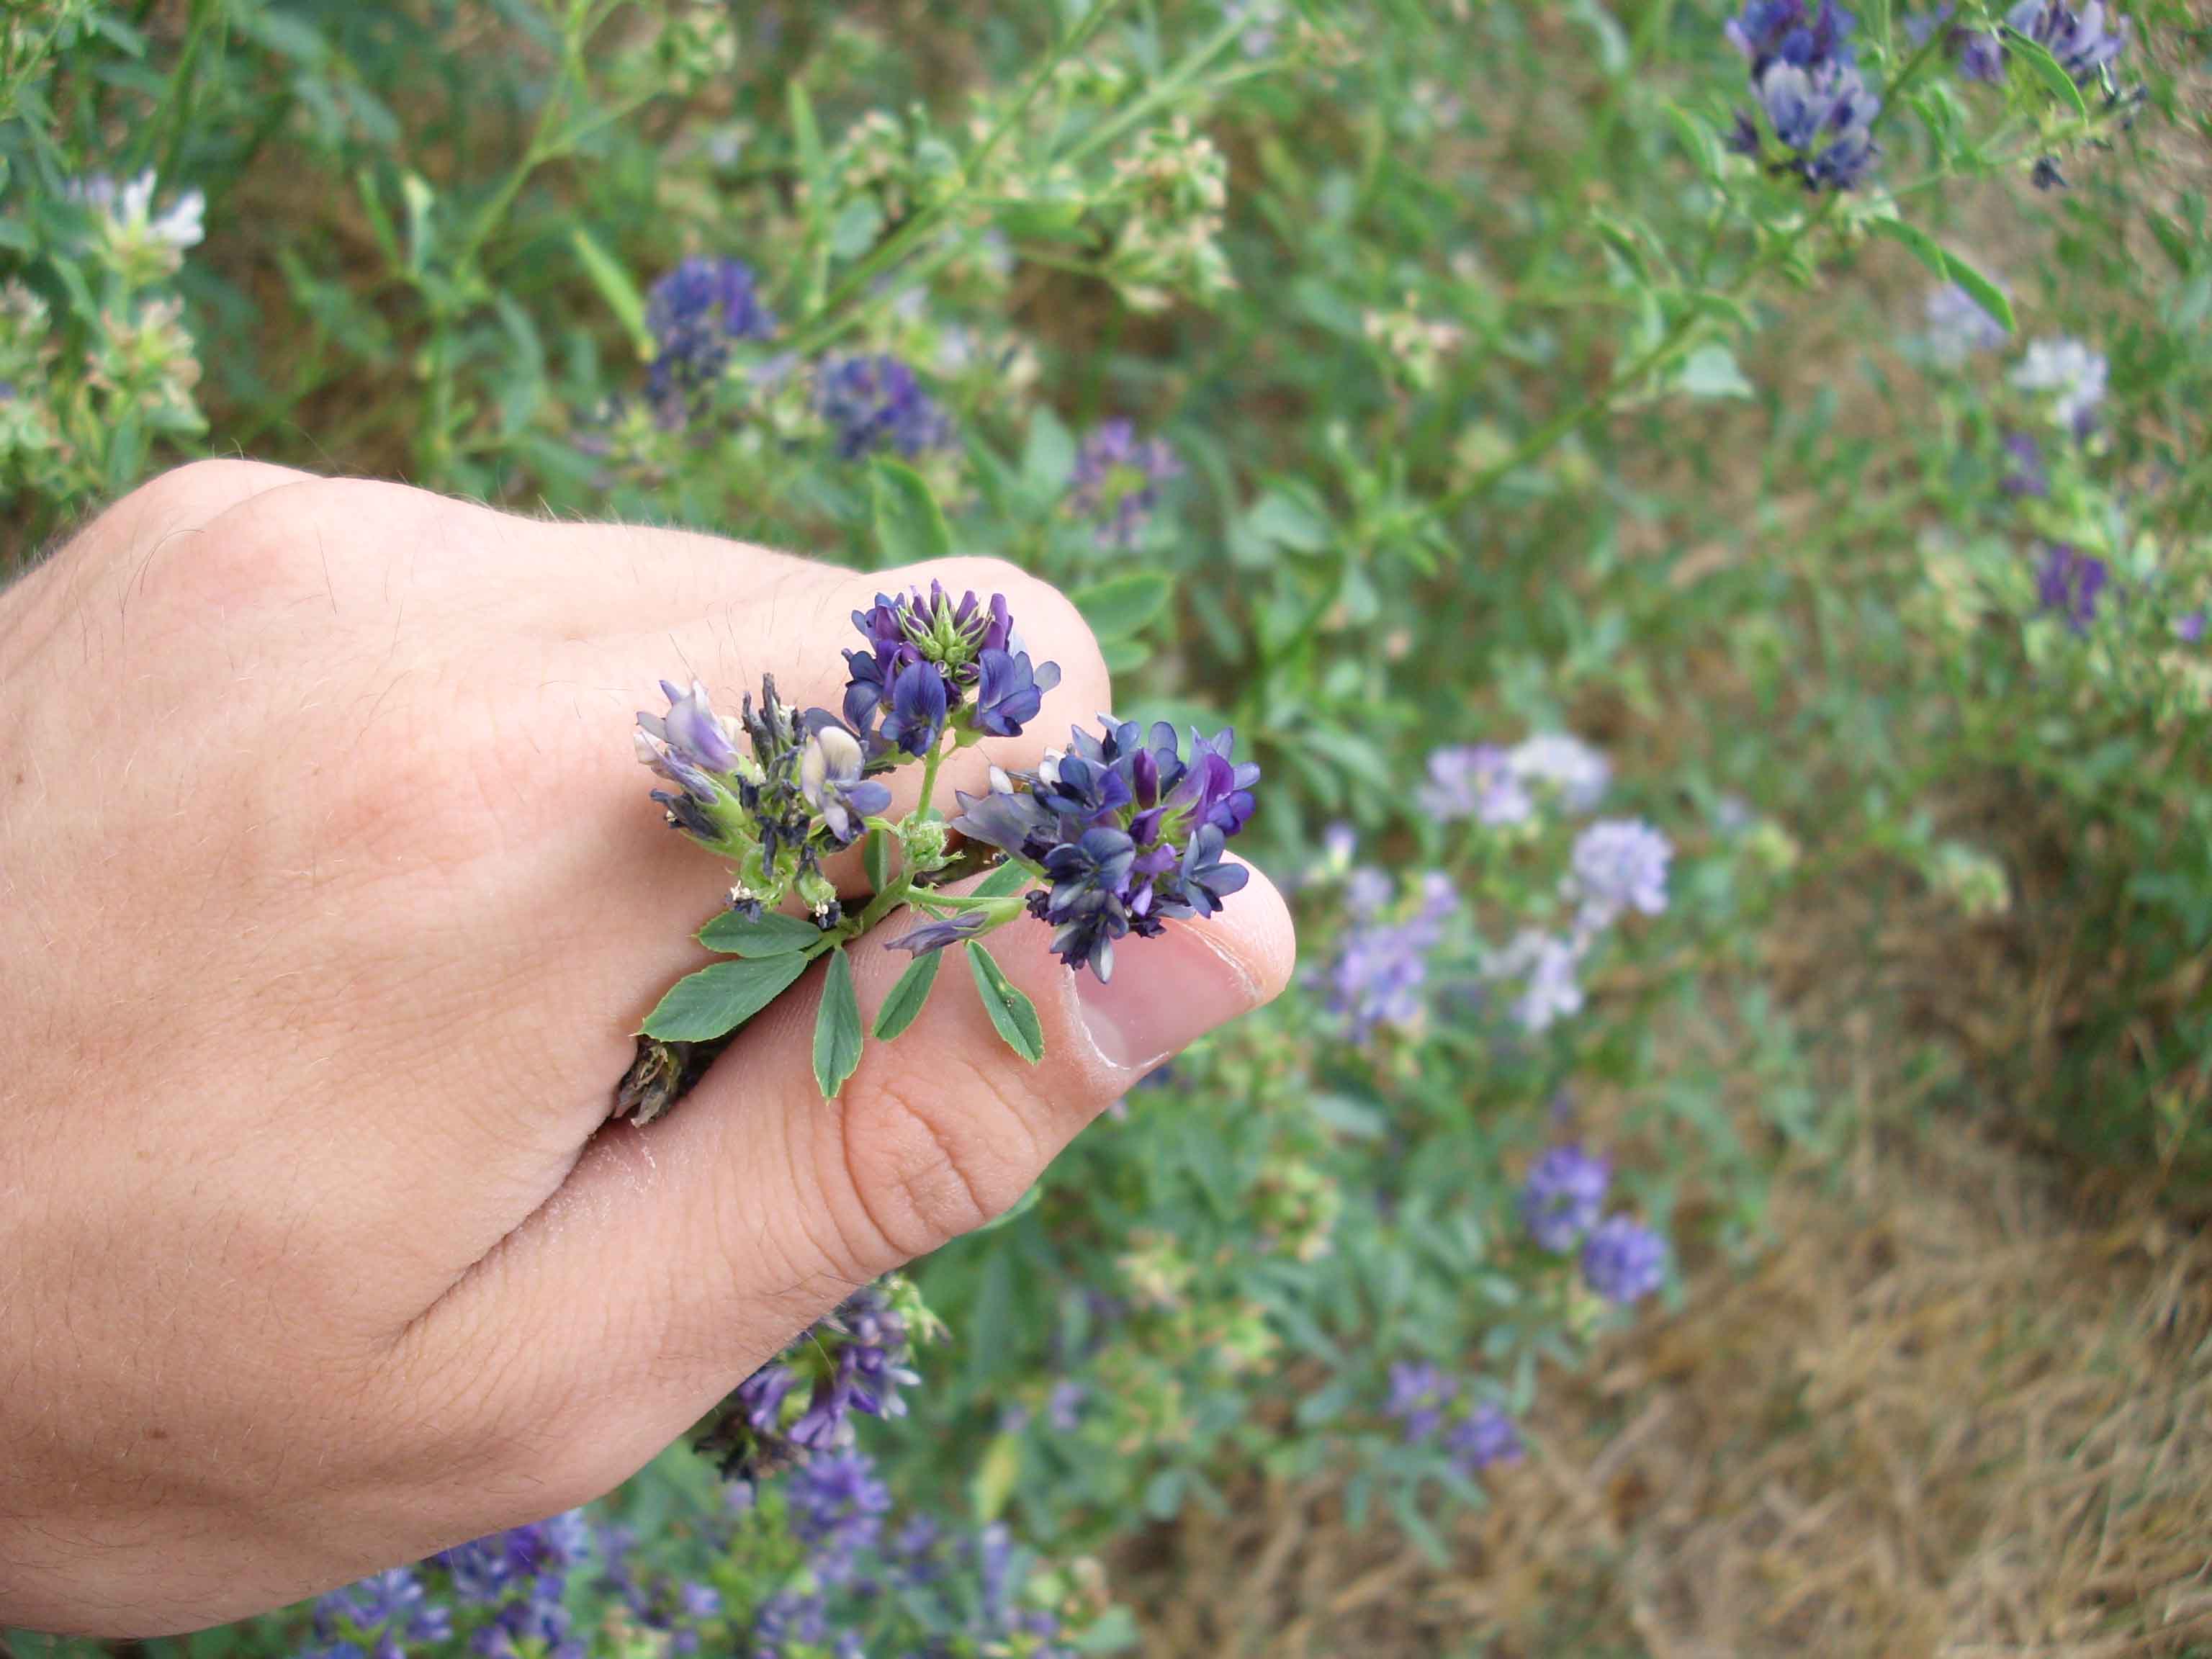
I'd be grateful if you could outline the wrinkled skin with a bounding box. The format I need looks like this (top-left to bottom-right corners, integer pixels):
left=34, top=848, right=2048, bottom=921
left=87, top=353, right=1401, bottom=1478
left=0, top=463, right=1293, bottom=1634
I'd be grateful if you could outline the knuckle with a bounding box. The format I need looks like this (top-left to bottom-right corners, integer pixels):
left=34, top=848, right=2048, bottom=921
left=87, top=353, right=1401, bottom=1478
left=848, top=1053, right=1047, bottom=1254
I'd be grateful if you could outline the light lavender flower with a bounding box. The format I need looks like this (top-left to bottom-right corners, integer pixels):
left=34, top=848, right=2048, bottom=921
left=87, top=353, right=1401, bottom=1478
left=1567, top=819, right=1673, bottom=930
left=1485, top=930, right=1586, bottom=1033
left=1418, top=744, right=1534, bottom=826
left=2012, top=336, right=2108, bottom=431
left=1507, top=732, right=1610, bottom=812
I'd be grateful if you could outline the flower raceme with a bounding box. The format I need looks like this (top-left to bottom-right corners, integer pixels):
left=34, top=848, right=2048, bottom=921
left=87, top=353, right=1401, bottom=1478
left=840, top=580, right=1062, bottom=756
left=944, top=718, right=1260, bottom=982
left=623, top=581, right=1261, bottom=1115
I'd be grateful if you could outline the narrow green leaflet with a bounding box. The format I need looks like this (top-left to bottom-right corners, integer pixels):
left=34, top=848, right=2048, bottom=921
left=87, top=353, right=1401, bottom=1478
left=1869, top=220, right=2016, bottom=333
left=698, top=909, right=825, bottom=956
left=871, top=459, right=954, bottom=566
left=966, top=942, right=1046, bottom=1064
left=2002, top=29, right=2090, bottom=118
left=971, top=858, right=1034, bottom=901
left=643, top=953, right=811, bottom=1042
left=873, top=947, right=943, bottom=1041
left=812, top=947, right=865, bottom=1098
left=567, top=226, right=651, bottom=359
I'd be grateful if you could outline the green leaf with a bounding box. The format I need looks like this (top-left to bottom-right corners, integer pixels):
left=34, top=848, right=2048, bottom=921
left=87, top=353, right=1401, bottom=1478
left=1020, top=406, right=1077, bottom=498
left=870, top=459, right=954, bottom=567
left=864, top=827, right=894, bottom=893
left=567, top=227, right=652, bottom=359
left=971, top=1430, right=1023, bottom=1522
left=873, top=947, right=943, bottom=1040
left=966, top=943, right=1046, bottom=1064
left=698, top=909, right=825, bottom=956
left=1072, top=570, right=1174, bottom=639
left=1676, top=343, right=1755, bottom=399
left=1245, top=490, right=1331, bottom=552
left=642, top=953, right=811, bottom=1041
left=811, top=948, right=865, bottom=1098
left=1869, top=221, right=2015, bottom=333
left=971, top=859, right=1034, bottom=900
left=1938, top=251, right=2015, bottom=335
left=2002, top=28, right=2089, bottom=118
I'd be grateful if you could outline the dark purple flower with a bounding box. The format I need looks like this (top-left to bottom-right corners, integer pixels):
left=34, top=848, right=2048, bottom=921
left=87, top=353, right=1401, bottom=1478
left=1958, top=27, right=2006, bottom=81
left=1748, top=59, right=1881, bottom=192
left=951, top=719, right=1262, bottom=982
left=2005, top=0, right=2127, bottom=82
left=644, top=257, right=776, bottom=416
left=887, top=911, right=990, bottom=956
left=971, top=647, right=1059, bottom=738
left=2036, top=541, right=2108, bottom=629
left=1520, top=1145, right=1611, bottom=1252
left=880, top=658, right=950, bottom=756
left=842, top=583, right=1058, bottom=751
left=1725, top=0, right=1856, bottom=73
left=2179, top=611, right=2206, bottom=644
left=1069, top=419, right=1180, bottom=549
left=1581, top=1215, right=1668, bottom=1304
left=817, top=354, right=949, bottom=459
left=1445, top=1404, right=1524, bottom=1475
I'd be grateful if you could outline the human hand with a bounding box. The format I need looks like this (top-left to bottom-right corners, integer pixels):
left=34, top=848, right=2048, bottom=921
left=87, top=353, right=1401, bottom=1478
left=0, top=462, right=1293, bottom=1634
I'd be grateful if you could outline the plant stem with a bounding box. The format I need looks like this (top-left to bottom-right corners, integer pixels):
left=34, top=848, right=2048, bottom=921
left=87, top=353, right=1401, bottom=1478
left=1439, top=23, right=1956, bottom=518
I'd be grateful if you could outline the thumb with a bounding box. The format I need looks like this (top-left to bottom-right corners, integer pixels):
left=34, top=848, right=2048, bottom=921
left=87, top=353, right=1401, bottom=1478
left=398, top=859, right=1293, bottom=1514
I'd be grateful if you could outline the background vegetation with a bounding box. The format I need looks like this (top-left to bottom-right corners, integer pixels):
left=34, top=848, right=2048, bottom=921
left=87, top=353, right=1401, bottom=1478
left=3, top=0, right=2208, bottom=1653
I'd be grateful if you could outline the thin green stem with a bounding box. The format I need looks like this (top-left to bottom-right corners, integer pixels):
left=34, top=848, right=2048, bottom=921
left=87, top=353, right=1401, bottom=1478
left=799, top=0, right=1125, bottom=333
left=1439, top=23, right=1955, bottom=519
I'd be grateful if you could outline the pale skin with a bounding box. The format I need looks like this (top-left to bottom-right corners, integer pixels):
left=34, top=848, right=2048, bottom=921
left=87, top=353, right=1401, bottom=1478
left=0, top=461, right=1295, bottom=1635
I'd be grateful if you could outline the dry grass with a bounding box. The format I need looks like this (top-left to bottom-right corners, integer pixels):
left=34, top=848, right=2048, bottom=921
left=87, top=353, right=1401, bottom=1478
left=1115, top=1105, right=2212, bottom=1659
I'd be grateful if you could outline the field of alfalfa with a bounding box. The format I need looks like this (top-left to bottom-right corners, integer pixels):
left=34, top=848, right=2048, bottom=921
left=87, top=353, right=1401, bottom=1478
left=3, top=1, right=2208, bottom=1654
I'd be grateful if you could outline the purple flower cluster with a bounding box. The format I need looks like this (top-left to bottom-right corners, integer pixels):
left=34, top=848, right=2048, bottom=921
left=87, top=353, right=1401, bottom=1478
left=1520, top=1144, right=1610, bottom=1252
left=313, top=1511, right=589, bottom=1659
left=1519, top=1149, right=1668, bottom=1303
left=1326, top=868, right=1457, bottom=1039
left=841, top=581, right=1061, bottom=757
left=948, top=719, right=1260, bottom=981
left=1382, top=1362, right=1525, bottom=1478
left=302, top=1567, right=453, bottom=1659
left=697, top=1281, right=924, bottom=1486
left=635, top=675, right=889, bottom=923
left=1998, top=0, right=2129, bottom=84
left=1581, top=1215, right=1669, bottom=1304
left=300, top=1447, right=1084, bottom=1659
left=2036, top=541, right=2108, bottom=629
left=1724, top=1, right=1881, bottom=192
left=817, top=353, right=950, bottom=459
left=644, top=256, right=777, bottom=416
left=1069, top=418, right=1179, bottom=548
